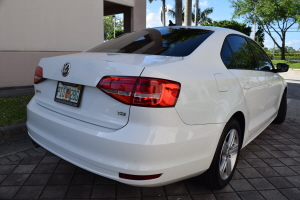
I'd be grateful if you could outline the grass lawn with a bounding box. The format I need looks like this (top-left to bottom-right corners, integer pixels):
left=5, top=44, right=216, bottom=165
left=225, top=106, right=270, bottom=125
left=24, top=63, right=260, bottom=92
left=272, top=60, right=300, bottom=69
left=0, top=94, right=34, bottom=127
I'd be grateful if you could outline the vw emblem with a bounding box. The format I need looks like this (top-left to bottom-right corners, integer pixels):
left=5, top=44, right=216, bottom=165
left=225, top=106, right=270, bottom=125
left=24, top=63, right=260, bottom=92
left=62, top=63, right=71, bottom=77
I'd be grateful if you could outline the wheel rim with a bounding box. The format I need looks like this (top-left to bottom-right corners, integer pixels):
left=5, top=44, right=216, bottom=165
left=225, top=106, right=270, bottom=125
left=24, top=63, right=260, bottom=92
left=219, top=128, right=239, bottom=180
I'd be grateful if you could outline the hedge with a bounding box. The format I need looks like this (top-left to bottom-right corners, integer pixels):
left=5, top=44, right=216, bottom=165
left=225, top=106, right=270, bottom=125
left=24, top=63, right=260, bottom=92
left=267, top=53, right=300, bottom=57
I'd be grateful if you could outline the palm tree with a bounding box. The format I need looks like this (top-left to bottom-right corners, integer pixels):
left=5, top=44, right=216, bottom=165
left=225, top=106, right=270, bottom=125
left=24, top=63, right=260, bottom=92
left=193, top=7, right=213, bottom=25
left=168, top=5, right=213, bottom=26
left=175, top=0, right=182, bottom=26
left=184, top=0, right=192, bottom=26
left=194, top=0, right=199, bottom=26
left=148, top=0, right=166, bottom=26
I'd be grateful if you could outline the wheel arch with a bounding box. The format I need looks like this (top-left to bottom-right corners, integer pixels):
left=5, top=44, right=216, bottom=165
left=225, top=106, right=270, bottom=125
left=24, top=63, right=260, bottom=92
left=230, top=111, right=246, bottom=147
left=284, top=87, right=288, bottom=95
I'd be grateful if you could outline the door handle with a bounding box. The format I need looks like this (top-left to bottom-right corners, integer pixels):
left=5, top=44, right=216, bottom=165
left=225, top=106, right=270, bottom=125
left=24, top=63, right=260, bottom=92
left=244, top=84, right=251, bottom=90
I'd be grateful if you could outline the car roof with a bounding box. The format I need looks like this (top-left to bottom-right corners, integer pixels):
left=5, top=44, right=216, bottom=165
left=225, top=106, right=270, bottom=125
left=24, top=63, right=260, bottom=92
left=150, top=26, right=248, bottom=38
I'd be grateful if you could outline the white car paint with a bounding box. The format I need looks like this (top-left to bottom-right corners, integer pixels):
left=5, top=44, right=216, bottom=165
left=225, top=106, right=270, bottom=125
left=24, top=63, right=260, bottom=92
left=27, top=26, right=287, bottom=187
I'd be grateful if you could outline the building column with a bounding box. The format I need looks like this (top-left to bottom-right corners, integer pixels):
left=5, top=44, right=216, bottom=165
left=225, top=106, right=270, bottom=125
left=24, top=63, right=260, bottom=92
left=124, top=7, right=133, bottom=33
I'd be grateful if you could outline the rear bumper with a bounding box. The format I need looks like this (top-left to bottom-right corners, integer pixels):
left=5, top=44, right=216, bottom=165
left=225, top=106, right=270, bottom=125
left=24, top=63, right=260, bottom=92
left=27, top=99, right=225, bottom=187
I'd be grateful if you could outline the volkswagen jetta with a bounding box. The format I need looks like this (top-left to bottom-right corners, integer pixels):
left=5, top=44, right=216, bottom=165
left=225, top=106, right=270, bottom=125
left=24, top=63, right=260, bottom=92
left=27, top=26, right=288, bottom=189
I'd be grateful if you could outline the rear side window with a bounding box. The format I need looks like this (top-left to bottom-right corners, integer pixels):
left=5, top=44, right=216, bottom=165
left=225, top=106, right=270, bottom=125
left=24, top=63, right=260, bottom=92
left=247, top=39, right=274, bottom=71
left=87, top=28, right=213, bottom=57
left=226, top=35, right=257, bottom=70
left=221, top=40, right=237, bottom=69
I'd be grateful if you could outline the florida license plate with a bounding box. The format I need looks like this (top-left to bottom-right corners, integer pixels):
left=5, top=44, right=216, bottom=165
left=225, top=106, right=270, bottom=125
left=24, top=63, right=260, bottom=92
left=54, top=81, right=84, bottom=107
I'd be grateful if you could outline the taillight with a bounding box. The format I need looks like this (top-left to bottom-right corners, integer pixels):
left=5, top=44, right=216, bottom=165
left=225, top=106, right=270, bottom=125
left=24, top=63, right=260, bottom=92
left=97, top=77, right=138, bottom=104
left=133, top=78, right=180, bottom=107
left=97, top=76, right=180, bottom=107
left=34, top=66, right=44, bottom=84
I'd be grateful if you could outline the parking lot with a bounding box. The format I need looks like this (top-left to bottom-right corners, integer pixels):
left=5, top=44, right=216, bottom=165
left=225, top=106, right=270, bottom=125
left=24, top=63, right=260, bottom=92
left=0, top=70, right=300, bottom=200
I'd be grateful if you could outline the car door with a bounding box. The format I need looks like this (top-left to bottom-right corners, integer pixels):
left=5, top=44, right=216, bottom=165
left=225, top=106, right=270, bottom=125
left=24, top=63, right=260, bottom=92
left=222, top=35, right=269, bottom=137
left=247, top=39, right=283, bottom=122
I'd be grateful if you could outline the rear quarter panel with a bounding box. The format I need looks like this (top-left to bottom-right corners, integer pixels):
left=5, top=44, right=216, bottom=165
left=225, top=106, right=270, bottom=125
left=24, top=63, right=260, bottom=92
left=141, top=30, right=249, bottom=126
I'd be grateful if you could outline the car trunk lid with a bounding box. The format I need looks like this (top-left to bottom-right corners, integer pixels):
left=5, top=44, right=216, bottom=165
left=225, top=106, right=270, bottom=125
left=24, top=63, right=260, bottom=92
left=34, top=52, right=182, bottom=129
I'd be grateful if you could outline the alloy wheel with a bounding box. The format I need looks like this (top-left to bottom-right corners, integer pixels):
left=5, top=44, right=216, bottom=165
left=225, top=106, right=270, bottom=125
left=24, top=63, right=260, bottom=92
left=219, top=128, right=239, bottom=180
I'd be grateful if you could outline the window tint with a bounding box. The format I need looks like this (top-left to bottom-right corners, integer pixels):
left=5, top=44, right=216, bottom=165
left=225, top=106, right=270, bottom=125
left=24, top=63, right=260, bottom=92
left=247, top=39, right=273, bottom=71
left=221, top=40, right=237, bottom=69
left=87, top=28, right=213, bottom=57
left=226, top=35, right=257, bottom=70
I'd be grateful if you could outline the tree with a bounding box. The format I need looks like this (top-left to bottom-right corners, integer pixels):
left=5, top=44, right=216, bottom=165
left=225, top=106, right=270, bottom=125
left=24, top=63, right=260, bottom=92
left=148, top=0, right=166, bottom=26
left=255, top=25, right=264, bottom=47
left=193, top=7, right=213, bottom=25
left=269, top=47, right=280, bottom=53
left=175, top=0, right=182, bottom=26
left=104, top=15, right=123, bottom=40
left=229, top=0, right=300, bottom=60
left=168, top=5, right=213, bottom=25
left=106, top=29, right=125, bottom=40
left=194, top=0, right=199, bottom=26
left=201, top=20, right=265, bottom=47
left=263, top=47, right=270, bottom=53
left=202, top=20, right=251, bottom=35
left=285, top=46, right=296, bottom=53
left=202, top=20, right=265, bottom=46
left=184, top=0, right=192, bottom=26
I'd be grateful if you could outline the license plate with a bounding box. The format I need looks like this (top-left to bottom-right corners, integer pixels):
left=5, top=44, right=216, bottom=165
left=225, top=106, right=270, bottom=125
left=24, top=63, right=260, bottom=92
left=54, top=82, right=84, bottom=107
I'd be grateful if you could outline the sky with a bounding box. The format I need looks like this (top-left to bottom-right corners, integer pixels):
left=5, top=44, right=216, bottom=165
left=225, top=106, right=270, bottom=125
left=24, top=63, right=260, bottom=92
left=146, top=0, right=300, bottom=50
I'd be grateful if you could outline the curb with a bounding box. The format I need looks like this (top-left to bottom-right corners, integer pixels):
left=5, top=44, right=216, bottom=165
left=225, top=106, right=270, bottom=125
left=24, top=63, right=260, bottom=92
left=0, top=85, right=34, bottom=98
left=0, top=123, right=29, bottom=144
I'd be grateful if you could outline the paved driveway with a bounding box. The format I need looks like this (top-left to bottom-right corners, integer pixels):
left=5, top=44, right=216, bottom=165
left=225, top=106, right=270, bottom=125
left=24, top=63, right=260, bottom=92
left=280, top=70, right=300, bottom=101
left=0, top=70, right=300, bottom=200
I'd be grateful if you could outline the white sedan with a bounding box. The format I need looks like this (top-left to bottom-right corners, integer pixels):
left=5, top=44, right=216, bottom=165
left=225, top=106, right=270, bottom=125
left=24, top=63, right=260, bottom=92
left=27, top=26, right=288, bottom=189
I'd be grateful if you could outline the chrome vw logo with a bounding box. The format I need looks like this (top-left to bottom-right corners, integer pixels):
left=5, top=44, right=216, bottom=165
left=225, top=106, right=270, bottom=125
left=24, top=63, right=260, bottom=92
left=62, top=63, right=71, bottom=77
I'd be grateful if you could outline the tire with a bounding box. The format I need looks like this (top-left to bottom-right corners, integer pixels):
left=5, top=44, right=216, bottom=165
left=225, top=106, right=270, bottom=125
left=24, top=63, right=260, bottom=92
left=201, top=118, right=241, bottom=190
left=272, top=91, right=287, bottom=124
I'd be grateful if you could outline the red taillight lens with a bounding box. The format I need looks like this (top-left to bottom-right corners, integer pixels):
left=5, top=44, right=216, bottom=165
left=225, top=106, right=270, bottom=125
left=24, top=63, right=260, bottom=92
left=97, top=76, right=180, bottom=107
left=34, top=66, right=44, bottom=84
left=119, top=173, right=162, bottom=180
left=97, top=76, right=138, bottom=104
left=133, top=78, right=180, bottom=107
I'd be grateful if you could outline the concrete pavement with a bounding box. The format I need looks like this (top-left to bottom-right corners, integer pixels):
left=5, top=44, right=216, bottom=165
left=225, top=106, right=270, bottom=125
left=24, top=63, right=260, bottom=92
left=280, top=70, right=300, bottom=122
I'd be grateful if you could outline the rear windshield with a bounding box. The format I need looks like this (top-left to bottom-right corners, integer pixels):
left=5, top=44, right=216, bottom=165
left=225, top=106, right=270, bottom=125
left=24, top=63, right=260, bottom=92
left=87, top=27, right=213, bottom=57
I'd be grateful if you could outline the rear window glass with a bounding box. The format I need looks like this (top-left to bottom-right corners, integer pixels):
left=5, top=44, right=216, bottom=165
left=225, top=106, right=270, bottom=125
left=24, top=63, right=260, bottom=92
left=87, top=28, right=213, bottom=57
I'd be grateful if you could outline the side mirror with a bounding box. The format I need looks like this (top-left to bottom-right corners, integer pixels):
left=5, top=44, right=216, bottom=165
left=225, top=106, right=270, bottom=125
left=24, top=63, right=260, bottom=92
left=275, top=63, right=289, bottom=73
